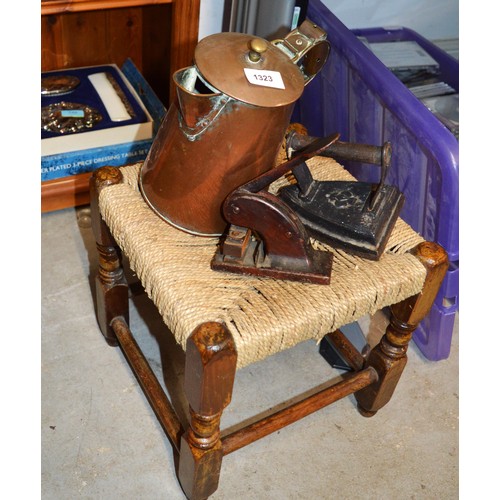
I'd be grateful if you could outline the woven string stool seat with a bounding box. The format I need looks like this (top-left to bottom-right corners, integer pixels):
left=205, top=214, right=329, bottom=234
left=89, top=156, right=448, bottom=499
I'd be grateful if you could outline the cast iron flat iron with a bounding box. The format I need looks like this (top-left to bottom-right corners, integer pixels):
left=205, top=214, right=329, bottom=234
left=282, top=131, right=405, bottom=260
left=211, top=133, right=405, bottom=284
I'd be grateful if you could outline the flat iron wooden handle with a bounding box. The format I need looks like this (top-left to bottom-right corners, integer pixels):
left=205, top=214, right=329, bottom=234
left=286, top=132, right=392, bottom=169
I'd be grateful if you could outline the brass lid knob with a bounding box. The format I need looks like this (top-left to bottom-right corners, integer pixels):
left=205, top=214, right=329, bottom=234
left=248, top=38, right=267, bottom=62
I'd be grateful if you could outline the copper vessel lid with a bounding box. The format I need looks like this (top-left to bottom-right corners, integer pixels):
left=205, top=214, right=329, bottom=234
left=194, top=32, right=305, bottom=108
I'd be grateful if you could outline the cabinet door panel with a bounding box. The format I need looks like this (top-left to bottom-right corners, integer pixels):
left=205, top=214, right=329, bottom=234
left=41, top=6, right=171, bottom=104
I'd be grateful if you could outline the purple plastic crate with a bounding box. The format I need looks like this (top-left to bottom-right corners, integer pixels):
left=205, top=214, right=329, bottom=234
left=294, top=0, right=459, bottom=360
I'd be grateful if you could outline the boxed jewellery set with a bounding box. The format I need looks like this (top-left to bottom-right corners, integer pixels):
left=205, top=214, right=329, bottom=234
left=41, top=61, right=163, bottom=182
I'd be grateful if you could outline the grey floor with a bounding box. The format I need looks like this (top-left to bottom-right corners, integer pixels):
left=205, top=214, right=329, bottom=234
left=41, top=205, right=459, bottom=499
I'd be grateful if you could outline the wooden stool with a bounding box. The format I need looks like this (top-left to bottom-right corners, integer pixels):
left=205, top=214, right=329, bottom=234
left=89, top=156, right=448, bottom=499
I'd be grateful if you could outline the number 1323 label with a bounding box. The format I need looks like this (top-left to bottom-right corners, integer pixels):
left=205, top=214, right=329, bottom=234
left=243, top=68, right=285, bottom=89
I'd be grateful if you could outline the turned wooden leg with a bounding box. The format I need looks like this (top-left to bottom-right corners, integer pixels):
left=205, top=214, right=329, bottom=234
left=178, top=322, right=237, bottom=500
left=355, top=241, right=448, bottom=416
left=90, top=167, right=129, bottom=346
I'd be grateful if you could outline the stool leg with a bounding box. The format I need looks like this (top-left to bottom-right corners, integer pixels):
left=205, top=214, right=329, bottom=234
left=178, top=322, right=237, bottom=500
left=355, top=242, right=448, bottom=417
left=90, top=167, right=129, bottom=346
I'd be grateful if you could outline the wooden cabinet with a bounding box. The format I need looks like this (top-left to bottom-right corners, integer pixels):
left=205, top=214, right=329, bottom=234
left=41, top=0, right=200, bottom=212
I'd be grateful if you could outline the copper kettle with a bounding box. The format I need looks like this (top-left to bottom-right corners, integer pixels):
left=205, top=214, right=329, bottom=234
left=139, top=20, right=330, bottom=236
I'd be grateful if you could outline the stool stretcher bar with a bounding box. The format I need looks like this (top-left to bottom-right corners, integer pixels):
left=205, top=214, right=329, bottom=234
left=111, top=315, right=378, bottom=458
left=323, top=329, right=366, bottom=371
left=111, top=316, right=183, bottom=452
left=221, top=366, right=378, bottom=456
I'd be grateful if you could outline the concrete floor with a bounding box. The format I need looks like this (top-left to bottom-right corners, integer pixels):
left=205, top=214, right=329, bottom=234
left=41, top=205, right=459, bottom=499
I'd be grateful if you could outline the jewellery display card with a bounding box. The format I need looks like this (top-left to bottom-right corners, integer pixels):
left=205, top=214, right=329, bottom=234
left=41, top=61, right=164, bottom=182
